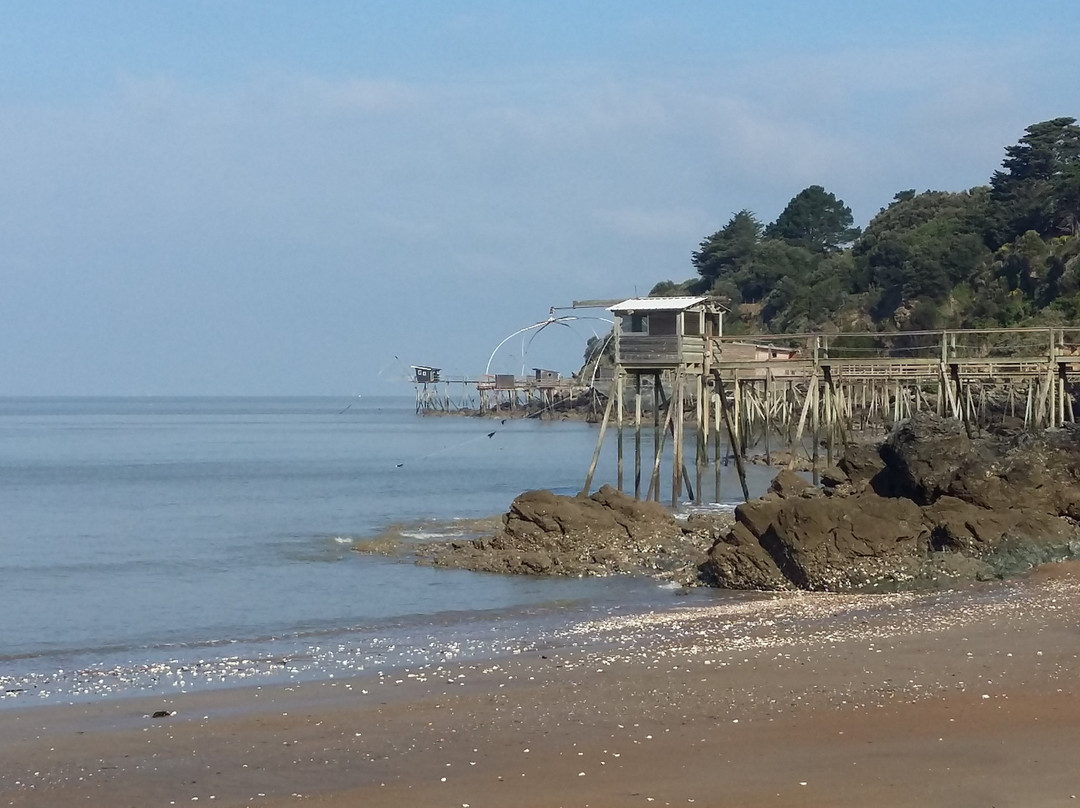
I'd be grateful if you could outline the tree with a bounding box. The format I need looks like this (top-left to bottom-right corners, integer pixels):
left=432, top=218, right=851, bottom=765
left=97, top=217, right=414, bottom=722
left=1060, top=161, right=1080, bottom=236
left=691, top=210, right=762, bottom=290
left=738, top=239, right=819, bottom=303
left=762, top=255, right=853, bottom=332
left=853, top=189, right=991, bottom=316
left=987, top=117, right=1080, bottom=246
left=765, top=185, right=861, bottom=253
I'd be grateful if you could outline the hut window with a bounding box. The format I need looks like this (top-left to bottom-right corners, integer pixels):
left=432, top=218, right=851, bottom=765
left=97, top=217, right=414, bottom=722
left=622, top=314, right=650, bottom=334
left=649, top=312, right=677, bottom=336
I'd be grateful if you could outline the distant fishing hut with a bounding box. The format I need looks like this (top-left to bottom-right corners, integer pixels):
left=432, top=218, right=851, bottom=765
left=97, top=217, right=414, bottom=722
left=412, top=365, right=440, bottom=384
left=411, top=364, right=590, bottom=415
left=412, top=365, right=451, bottom=413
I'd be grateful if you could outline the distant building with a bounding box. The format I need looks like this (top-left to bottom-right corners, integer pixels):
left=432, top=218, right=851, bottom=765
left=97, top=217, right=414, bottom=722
left=717, top=341, right=800, bottom=378
left=533, top=368, right=560, bottom=387
left=411, top=365, right=441, bottom=384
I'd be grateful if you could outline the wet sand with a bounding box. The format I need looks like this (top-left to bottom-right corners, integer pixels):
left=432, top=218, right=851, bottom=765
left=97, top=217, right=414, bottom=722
left=4, top=565, right=1080, bottom=807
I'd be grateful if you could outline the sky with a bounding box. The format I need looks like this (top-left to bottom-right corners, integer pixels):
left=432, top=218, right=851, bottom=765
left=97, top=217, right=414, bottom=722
left=1, top=1, right=1077, bottom=395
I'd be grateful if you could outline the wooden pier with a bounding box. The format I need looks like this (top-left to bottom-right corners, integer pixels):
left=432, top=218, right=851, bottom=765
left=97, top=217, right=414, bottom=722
left=581, top=299, right=1080, bottom=507
left=412, top=365, right=594, bottom=416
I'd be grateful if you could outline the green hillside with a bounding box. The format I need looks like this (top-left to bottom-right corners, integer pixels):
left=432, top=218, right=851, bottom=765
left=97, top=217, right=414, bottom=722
left=653, top=117, right=1080, bottom=335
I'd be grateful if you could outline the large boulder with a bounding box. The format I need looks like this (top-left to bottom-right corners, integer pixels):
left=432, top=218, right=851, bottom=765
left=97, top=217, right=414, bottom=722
left=944, top=429, right=1080, bottom=518
left=726, top=492, right=926, bottom=590
left=875, top=414, right=984, bottom=502
left=922, top=496, right=1080, bottom=574
left=427, top=485, right=723, bottom=583
left=837, top=443, right=886, bottom=490
left=501, top=486, right=677, bottom=549
left=765, top=493, right=926, bottom=589
left=877, top=413, right=1080, bottom=515
left=702, top=415, right=1080, bottom=592
left=703, top=522, right=792, bottom=590
left=768, top=469, right=815, bottom=499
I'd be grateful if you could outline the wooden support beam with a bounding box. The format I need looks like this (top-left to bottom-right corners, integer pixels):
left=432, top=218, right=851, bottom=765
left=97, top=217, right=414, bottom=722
left=763, top=368, right=773, bottom=467
left=652, top=371, right=696, bottom=504
left=647, top=382, right=676, bottom=502
left=616, top=370, right=624, bottom=491
left=788, top=372, right=818, bottom=469
left=810, top=377, right=820, bottom=485
left=581, top=390, right=616, bottom=496
left=716, top=374, right=750, bottom=501
left=695, top=374, right=705, bottom=505
left=824, top=370, right=834, bottom=467
left=653, top=372, right=662, bottom=498
left=713, top=391, right=722, bottom=502
left=634, top=374, right=642, bottom=500
left=672, top=372, right=684, bottom=507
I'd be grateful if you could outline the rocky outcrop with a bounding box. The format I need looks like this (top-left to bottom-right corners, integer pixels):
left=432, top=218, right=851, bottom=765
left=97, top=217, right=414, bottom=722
left=877, top=416, right=1080, bottom=518
left=702, top=414, right=1080, bottom=591
left=425, top=485, right=729, bottom=584
left=421, top=415, right=1080, bottom=592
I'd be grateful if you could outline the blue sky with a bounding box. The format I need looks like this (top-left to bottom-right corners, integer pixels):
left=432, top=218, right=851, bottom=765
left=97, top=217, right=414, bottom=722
left=1, top=1, right=1076, bottom=395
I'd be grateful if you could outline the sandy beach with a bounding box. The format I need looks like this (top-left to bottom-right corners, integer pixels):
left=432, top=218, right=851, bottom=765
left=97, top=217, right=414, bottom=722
left=3, top=564, right=1080, bottom=808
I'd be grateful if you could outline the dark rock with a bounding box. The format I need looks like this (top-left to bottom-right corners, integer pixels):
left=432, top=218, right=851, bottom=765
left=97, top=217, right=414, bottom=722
left=769, top=469, right=814, bottom=498
left=875, top=414, right=979, bottom=502
left=519, top=551, right=554, bottom=573
left=923, top=496, right=1077, bottom=557
left=755, top=493, right=926, bottom=590
left=425, top=484, right=726, bottom=584
left=702, top=414, right=1080, bottom=592
left=702, top=523, right=792, bottom=590
left=838, top=443, right=886, bottom=489
left=734, top=498, right=783, bottom=539
left=820, top=465, right=849, bottom=487
left=880, top=414, right=1080, bottom=517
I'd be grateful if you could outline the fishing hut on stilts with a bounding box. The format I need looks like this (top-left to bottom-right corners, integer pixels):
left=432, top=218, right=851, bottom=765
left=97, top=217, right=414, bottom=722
left=581, top=296, right=735, bottom=507
left=581, top=302, right=1080, bottom=507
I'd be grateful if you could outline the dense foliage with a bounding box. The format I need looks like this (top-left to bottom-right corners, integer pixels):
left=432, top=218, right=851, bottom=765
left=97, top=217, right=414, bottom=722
left=653, top=117, right=1080, bottom=334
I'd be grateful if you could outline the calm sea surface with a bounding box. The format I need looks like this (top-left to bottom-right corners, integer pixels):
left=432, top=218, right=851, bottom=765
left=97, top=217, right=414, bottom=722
left=0, top=396, right=772, bottom=705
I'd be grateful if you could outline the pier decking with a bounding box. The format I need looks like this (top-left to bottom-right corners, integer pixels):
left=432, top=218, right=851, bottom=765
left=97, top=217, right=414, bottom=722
left=588, top=318, right=1080, bottom=507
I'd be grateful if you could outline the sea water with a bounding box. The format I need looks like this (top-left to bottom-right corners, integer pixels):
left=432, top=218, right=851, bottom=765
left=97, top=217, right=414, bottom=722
left=0, top=396, right=772, bottom=705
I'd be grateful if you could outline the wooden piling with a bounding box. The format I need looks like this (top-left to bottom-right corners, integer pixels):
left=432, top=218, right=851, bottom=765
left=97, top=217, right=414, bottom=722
left=581, top=389, right=616, bottom=496
left=616, top=370, right=624, bottom=491
left=716, top=374, right=750, bottom=501
left=672, top=372, right=684, bottom=507
left=653, top=372, right=661, bottom=499
left=713, top=391, right=721, bottom=501
left=634, top=374, right=642, bottom=500
left=695, top=375, right=705, bottom=505
left=647, top=383, right=676, bottom=502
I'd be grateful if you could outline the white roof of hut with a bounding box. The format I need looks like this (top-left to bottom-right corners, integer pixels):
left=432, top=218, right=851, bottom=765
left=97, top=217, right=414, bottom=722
left=608, top=296, right=709, bottom=313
